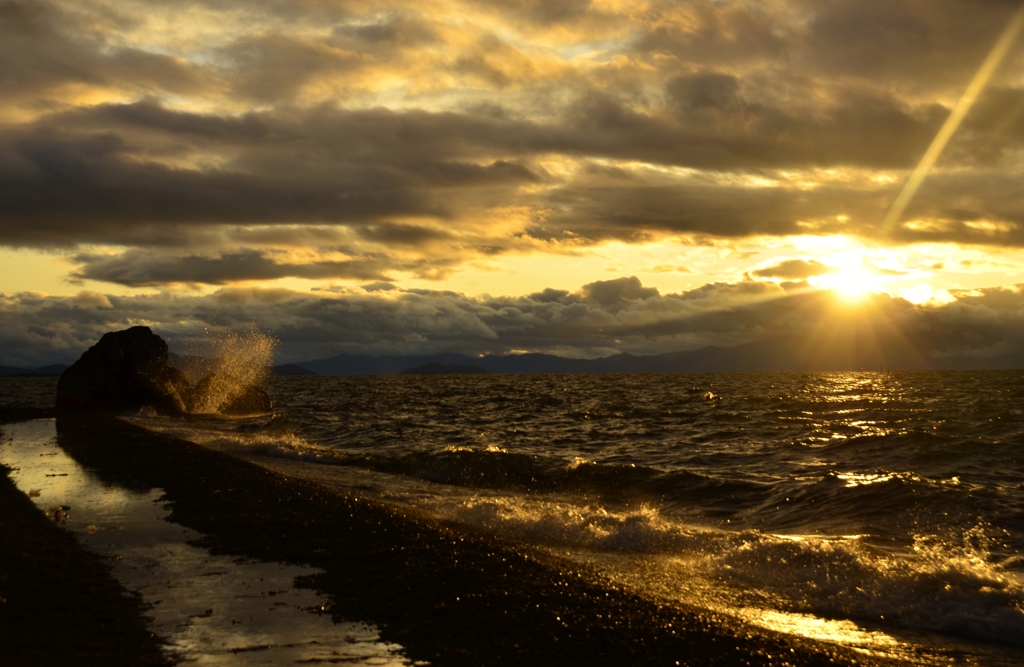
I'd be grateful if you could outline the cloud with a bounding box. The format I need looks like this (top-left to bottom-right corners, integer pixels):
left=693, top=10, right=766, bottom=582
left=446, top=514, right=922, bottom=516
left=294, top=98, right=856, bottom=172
left=68, top=249, right=398, bottom=286
left=752, top=260, right=836, bottom=280
left=218, top=33, right=366, bottom=102
left=333, top=15, right=439, bottom=46
left=581, top=276, right=660, bottom=308
left=5, top=84, right=1019, bottom=256
left=356, top=222, right=453, bottom=245
left=0, top=1, right=212, bottom=108
left=71, top=290, right=113, bottom=308
left=802, top=0, right=1020, bottom=88
left=2, top=0, right=1024, bottom=306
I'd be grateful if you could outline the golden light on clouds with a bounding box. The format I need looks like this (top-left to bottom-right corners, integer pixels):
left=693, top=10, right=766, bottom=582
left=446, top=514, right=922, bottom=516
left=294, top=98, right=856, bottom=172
left=3, top=0, right=1024, bottom=366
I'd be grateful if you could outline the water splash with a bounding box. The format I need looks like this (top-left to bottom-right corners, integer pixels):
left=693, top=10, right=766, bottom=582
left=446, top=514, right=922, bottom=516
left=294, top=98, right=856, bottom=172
left=172, top=325, right=277, bottom=415
left=710, top=524, right=1024, bottom=646
left=209, top=326, right=276, bottom=390
left=387, top=490, right=1024, bottom=646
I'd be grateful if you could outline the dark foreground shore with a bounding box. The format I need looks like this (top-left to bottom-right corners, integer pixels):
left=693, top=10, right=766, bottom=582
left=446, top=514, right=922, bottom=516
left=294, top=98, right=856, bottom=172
left=2, top=412, right=908, bottom=666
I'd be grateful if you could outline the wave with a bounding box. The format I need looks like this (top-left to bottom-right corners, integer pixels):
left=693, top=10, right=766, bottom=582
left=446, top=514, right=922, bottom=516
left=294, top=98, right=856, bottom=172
left=711, top=525, right=1024, bottom=646
left=120, top=393, right=1024, bottom=652
left=123, top=411, right=1016, bottom=551
left=407, top=491, right=1024, bottom=647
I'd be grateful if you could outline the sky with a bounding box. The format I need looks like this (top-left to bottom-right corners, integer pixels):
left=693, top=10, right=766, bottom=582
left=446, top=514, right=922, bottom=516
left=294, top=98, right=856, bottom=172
left=3, top=0, right=1024, bottom=367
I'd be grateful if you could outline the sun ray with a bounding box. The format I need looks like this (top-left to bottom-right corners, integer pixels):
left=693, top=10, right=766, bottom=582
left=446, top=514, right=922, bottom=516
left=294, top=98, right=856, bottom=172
left=880, top=5, right=1024, bottom=232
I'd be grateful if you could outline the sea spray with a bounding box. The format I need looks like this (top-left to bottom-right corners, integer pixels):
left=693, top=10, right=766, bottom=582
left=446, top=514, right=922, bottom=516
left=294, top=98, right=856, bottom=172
left=169, top=325, right=277, bottom=415
left=704, top=525, right=1024, bottom=645
left=412, top=492, right=1024, bottom=646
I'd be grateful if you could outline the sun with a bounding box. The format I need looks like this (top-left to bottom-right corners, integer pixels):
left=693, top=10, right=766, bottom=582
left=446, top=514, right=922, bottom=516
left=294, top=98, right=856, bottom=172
left=809, top=266, right=888, bottom=300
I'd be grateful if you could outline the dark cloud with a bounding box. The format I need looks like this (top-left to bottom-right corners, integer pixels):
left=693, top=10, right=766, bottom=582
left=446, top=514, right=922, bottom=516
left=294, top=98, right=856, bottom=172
left=68, top=249, right=397, bottom=286
left=581, top=276, right=660, bottom=307
left=357, top=222, right=452, bottom=245
left=753, top=260, right=835, bottom=280
left=65, top=244, right=472, bottom=286
left=105, top=49, right=212, bottom=96
left=0, top=103, right=559, bottom=248
left=3, top=92, right=1024, bottom=256
left=361, top=281, right=398, bottom=291
left=528, top=288, right=572, bottom=303
left=531, top=179, right=809, bottom=242
left=95, top=99, right=270, bottom=140
left=484, top=0, right=595, bottom=26
left=802, top=0, right=1020, bottom=87
left=633, top=1, right=789, bottom=65
left=0, top=2, right=101, bottom=97
left=332, top=15, right=438, bottom=46
left=219, top=33, right=365, bottom=102
left=0, top=1, right=210, bottom=103
left=129, top=0, right=356, bottom=22
left=662, top=72, right=947, bottom=170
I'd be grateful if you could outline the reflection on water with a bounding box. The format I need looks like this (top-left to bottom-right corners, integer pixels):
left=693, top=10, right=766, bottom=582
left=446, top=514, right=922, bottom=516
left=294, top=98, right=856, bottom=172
left=0, top=420, right=416, bottom=666
left=740, top=608, right=899, bottom=647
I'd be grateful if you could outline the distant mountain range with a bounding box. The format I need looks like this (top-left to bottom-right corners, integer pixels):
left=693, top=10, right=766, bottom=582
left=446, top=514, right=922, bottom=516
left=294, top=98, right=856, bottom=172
left=0, top=357, right=315, bottom=379
left=400, top=362, right=488, bottom=375
left=293, top=335, right=1024, bottom=375
left=0, top=364, right=69, bottom=377
left=6, top=334, right=1021, bottom=379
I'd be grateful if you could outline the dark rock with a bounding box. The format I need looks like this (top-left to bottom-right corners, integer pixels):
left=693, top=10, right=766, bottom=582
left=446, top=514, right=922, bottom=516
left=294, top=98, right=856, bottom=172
left=56, top=326, right=190, bottom=413
left=400, top=362, right=488, bottom=375
left=57, top=327, right=274, bottom=415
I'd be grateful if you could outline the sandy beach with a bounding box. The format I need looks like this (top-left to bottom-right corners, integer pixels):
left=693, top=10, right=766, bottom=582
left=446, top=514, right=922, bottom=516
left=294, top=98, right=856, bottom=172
left=0, top=407, right=914, bottom=667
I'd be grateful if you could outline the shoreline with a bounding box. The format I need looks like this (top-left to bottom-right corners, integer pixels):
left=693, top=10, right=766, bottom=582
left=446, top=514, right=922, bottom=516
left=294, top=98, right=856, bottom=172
left=3, top=412, right=909, bottom=666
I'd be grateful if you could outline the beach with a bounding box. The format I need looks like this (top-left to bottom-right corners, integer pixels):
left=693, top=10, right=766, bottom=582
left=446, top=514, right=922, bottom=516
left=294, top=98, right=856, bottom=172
left=0, top=405, right=910, bottom=666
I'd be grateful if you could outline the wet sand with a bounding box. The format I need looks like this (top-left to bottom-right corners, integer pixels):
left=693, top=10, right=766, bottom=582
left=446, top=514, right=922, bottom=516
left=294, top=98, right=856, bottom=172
left=3, top=411, right=911, bottom=666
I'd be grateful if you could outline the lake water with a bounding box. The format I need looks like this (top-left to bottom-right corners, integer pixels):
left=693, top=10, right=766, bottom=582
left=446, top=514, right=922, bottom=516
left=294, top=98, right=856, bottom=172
left=5, top=371, right=1024, bottom=665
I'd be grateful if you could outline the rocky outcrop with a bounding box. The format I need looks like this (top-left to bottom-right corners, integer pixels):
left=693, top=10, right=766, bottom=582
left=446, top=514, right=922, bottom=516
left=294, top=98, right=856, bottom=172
left=56, top=326, right=190, bottom=413
left=57, top=327, right=272, bottom=415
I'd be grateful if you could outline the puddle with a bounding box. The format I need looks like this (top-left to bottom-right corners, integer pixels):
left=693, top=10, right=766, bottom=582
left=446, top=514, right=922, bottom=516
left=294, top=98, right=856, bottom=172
left=0, top=420, right=419, bottom=666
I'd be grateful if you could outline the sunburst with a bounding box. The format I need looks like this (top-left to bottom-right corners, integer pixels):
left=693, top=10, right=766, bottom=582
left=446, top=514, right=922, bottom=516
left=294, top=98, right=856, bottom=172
left=809, top=265, right=888, bottom=300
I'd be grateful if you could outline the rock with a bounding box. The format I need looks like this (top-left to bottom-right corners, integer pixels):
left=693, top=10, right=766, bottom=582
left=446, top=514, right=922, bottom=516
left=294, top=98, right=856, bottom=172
left=56, top=326, right=190, bottom=413
left=57, top=326, right=274, bottom=416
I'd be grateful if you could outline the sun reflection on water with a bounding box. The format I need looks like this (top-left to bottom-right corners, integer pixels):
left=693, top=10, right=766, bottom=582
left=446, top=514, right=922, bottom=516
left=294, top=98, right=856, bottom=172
left=738, top=608, right=899, bottom=648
